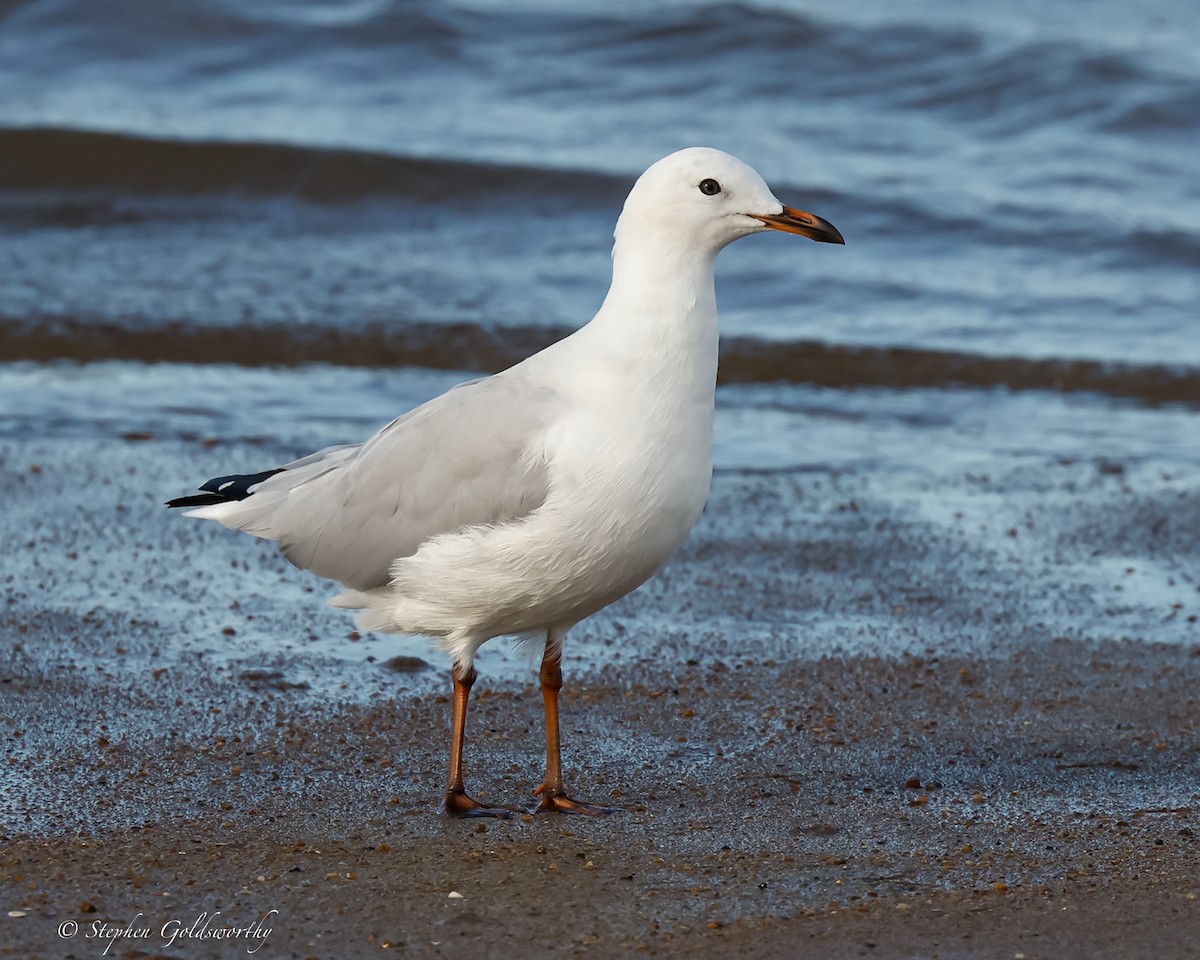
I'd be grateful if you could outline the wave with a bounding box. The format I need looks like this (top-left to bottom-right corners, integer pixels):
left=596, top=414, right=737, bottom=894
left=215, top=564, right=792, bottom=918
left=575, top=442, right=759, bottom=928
left=0, top=127, right=628, bottom=205
left=6, top=126, right=1197, bottom=276
left=558, top=3, right=1200, bottom=137
left=3, top=316, right=1195, bottom=405
left=2, top=0, right=1195, bottom=197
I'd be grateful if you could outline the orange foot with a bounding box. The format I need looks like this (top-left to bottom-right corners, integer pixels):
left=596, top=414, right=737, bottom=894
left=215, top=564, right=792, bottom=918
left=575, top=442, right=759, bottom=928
left=532, top=784, right=623, bottom=816
left=441, top=789, right=513, bottom=819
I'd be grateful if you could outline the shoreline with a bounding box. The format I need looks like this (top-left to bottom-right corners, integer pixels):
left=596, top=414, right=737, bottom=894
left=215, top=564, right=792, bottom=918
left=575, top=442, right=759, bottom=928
left=3, top=434, right=1198, bottom=958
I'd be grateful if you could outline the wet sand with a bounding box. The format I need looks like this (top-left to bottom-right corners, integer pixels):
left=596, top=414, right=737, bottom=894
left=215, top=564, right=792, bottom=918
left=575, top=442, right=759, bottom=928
left=3, top=435, right=1198, bottom=959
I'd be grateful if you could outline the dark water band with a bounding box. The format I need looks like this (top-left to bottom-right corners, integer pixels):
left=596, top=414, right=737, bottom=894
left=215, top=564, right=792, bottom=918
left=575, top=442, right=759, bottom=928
left=0, top=127, right=628, bottom=205
left=2, top=317, right=1195, bottom=406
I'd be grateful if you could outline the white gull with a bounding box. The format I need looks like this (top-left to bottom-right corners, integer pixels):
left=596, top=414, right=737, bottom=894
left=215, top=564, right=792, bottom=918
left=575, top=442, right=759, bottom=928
left=167, top=147, right=844, bottom=817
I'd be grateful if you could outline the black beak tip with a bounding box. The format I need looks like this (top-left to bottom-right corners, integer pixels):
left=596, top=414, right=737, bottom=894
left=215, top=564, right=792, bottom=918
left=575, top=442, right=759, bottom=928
left=755, top=209, right=846, bottom=245
left=807, top=214, right=845, bottom=245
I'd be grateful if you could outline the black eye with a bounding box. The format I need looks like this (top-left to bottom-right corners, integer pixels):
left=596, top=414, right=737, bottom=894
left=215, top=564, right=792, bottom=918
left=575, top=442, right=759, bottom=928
left=698, top=178, right=721, bottom=196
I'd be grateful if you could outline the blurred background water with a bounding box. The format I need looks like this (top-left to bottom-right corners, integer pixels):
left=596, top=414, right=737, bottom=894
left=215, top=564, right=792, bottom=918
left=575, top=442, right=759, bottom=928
left=0, top=0, right=1196, bottom=462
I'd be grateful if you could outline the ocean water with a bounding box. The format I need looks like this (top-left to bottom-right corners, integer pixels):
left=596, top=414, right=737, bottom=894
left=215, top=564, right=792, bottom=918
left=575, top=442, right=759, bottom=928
left=0, top=1, right=1196, bottom=490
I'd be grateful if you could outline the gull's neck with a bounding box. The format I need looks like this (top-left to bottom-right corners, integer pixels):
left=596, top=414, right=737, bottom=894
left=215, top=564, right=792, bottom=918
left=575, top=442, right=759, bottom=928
left=587, top=232, right=720, bottom=370
left=607, top=238, right=716, bottom=311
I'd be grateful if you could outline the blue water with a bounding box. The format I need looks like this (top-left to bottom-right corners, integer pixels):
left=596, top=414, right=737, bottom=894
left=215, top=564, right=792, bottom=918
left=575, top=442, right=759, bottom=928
left=0, top=1, right=1196, bottom=675
left=0, top=0, right=1197, bottom=371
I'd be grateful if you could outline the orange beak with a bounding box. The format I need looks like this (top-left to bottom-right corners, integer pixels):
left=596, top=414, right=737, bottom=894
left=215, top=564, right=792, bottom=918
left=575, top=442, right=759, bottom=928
left=750, top=205, right=845, bottom=244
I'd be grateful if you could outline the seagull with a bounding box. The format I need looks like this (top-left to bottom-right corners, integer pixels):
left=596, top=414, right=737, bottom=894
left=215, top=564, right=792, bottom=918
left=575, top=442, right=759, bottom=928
left=167, top=147, right=844, bottom=817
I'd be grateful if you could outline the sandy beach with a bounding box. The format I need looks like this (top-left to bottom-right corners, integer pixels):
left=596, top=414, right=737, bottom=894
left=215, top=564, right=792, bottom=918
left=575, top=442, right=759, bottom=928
left=3, top=431, right=1197, bottom=959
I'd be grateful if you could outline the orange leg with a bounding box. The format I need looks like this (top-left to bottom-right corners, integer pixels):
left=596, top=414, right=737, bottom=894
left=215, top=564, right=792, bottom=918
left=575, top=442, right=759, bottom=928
left=440, top=660, right=511, bottom=818
left=533, top=637, right=621, bottom=816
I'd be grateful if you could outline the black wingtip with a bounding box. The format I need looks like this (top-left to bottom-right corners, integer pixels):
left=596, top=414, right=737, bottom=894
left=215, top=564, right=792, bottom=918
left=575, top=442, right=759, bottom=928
left=166, top=467, right=286, bottom=510
left=165, top=493, right=228, bottom=509
left=199, top=467, right=285, bottom=498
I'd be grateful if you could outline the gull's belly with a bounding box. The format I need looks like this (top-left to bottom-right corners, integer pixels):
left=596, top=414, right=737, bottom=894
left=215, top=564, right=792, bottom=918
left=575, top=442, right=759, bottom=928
left=387, top=393, right=715, bottom=642
left=585, top=428, right=711, bottom=565
left=522, top=401, right=715, bottom=621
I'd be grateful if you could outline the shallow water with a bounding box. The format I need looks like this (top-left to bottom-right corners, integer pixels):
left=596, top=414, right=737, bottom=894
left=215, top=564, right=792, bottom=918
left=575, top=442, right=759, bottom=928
left=2, top=365, right=1196, bottom=693
left=0, top=0, right=1196, bottom=666
left=1, top=0, right=1198, bottom=371
left=2, top=361, right=1198, bottom=474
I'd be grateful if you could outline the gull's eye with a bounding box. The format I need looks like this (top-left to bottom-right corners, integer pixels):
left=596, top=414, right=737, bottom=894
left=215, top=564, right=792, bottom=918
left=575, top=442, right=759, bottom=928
left=698, top=178, right=721, bottom=196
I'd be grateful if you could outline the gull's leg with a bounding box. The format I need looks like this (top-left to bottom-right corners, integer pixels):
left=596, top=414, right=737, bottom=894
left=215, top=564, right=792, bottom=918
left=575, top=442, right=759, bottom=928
left=441, top=660, right=511, bottom=818
left=533, top=632, right=621, bottom=816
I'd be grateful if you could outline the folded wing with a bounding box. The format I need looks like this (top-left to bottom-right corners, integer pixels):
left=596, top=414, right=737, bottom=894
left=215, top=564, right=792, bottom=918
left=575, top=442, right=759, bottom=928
left=179, top=373, right=556, bottom=591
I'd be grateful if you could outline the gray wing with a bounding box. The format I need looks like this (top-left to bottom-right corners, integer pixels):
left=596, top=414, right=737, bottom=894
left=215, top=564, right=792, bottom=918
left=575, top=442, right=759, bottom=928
left=214, top=372, right=556, bottom=590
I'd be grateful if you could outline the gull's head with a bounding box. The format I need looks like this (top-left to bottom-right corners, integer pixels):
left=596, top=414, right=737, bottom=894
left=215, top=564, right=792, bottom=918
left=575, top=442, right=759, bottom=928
left=614, top=147, right=844, bottom=258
